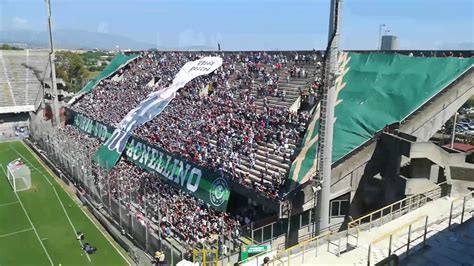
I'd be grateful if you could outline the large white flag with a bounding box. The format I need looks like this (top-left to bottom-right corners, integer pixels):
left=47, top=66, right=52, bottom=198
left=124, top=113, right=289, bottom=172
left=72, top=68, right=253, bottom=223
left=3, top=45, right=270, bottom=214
left=95, top=56, right=223, bottom=169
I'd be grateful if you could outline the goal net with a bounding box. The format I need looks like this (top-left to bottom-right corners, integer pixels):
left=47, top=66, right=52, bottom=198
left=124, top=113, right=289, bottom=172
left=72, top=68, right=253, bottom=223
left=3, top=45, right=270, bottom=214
left=7, top=158, right=31, bottom=192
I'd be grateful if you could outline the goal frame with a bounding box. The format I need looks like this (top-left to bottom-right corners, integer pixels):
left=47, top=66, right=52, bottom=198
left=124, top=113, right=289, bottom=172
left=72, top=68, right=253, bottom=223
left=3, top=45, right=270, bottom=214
left=6, top=159, right=31, bottom=192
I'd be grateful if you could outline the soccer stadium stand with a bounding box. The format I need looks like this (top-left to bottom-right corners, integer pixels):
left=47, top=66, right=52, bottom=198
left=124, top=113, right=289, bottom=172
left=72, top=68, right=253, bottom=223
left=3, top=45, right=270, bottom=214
left=70, top=51, right=322, bottom=200
left=26, top=50, right=473, bottom=264
left=0, top=49, right=49, bottom=112
left=56, top=124, right=241, bottom=248
left=34, top=51, right=324, bottom=257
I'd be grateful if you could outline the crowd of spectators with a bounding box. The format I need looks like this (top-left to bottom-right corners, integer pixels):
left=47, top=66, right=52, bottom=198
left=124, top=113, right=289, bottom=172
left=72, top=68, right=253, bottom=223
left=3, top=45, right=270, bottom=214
left=58, top=125, right=244, bottom=248
left=55, top=50, right=471, bottom=251
left=72, top=51, right=313, bottom=199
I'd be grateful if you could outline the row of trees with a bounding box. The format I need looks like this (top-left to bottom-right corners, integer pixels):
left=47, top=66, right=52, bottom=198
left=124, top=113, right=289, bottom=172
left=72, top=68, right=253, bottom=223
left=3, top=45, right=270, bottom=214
left=55, top=52, right=89, bottom=92
left=56, top=51, right=113, bottom=92
left=0, top=44, right=23, bottom=50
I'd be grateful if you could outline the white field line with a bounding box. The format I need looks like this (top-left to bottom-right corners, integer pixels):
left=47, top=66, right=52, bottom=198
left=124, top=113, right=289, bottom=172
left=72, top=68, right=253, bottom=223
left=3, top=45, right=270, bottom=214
left=9, top=144, right=92, bottom=263
left=0, top=228, right=33, bottom=238
left=0, top=164, right=54, bottom=266
left=51, top=184, right=92, bottom=262
left=21, top=142, right=131, bottom=265
left=0, top=201, right=19, bottom=207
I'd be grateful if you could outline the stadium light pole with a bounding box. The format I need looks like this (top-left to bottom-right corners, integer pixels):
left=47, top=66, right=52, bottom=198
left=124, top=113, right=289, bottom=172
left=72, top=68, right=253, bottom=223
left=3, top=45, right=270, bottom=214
left=315, top=0, right=342, bottom=233
left=45, top=0, right=61, bottom=126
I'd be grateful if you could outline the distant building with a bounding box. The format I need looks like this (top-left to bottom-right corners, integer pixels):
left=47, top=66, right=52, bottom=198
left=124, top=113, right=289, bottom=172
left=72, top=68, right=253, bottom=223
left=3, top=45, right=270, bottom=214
left=380, top=35, right=399, bottom=50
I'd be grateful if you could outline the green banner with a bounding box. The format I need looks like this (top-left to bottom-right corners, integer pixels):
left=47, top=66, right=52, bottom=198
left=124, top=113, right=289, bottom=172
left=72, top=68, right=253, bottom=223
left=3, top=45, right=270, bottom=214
left=287, top=52, right=474, bottom=191
left=241, top=245, right=271, bottom=261
left=246, top=245, right=271, bottom=253
left=96, top=143, right=123, bottom=170
left=79, top=53, right=139, bottom=95
left=69, top=53, right=139, bottom=105
left=67, top=109, right=231, bottom=212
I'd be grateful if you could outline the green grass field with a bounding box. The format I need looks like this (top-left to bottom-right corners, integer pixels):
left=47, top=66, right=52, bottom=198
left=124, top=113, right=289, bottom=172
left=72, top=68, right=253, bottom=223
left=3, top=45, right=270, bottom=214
left=0, top=141, right=129, bottom=266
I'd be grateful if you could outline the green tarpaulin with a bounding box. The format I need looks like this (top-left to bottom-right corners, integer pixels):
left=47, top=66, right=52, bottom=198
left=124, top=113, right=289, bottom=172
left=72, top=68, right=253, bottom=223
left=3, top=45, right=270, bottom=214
left=78, top=53, right=139, bottom=95
left=287, top=52, right=473, bottom=190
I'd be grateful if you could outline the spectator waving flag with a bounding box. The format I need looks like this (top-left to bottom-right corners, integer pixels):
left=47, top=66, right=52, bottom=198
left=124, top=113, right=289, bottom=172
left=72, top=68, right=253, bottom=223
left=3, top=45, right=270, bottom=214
left=94, top=56, right=223, bottom=170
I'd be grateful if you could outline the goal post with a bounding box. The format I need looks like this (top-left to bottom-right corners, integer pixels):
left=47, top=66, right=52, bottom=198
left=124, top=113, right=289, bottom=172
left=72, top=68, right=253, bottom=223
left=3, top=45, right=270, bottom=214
left=7, top=158, right=31, bottom=192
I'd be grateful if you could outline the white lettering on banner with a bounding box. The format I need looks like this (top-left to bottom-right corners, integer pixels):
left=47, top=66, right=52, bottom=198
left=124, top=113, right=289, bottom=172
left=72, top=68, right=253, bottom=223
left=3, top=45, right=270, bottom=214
left=162, top=155, right=173, bottom=178
left=155, top=152, right=165, bottom=174
left=126, top=139, right=135, bottom=157
left=72, top=109, right=229, bottom=209
left=139, top=145, right=151, bottom=165
left=133, top=142, right=142, bottom=161
left=97, top=124, right=108, bottom=142
left=74, top=113, right=109, bottom=141
left=126, top=139, right=203, bottom=193
left=169, top=159, right=180, bottom=182
left=187, top=168, right=201, bottom=192
left=175, top=161, right=191, bottom=186
left=148, top=148, right=159, bottom=169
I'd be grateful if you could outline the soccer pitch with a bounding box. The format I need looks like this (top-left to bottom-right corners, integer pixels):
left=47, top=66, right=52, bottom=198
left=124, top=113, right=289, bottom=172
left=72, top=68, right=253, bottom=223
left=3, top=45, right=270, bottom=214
left=0, top=141, right=129, bottom=266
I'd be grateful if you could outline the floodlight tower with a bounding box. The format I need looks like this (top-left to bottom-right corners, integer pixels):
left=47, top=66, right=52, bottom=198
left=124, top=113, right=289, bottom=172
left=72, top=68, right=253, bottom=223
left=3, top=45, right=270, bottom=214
left=315, top=0, right=342, bottom=231
left=45, top=0, right=61, bottom=126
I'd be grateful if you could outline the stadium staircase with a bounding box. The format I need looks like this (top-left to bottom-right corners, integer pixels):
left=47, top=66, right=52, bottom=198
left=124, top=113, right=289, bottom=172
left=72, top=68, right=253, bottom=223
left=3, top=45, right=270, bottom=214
left=385, top=132, right=474, bottom=192
left=207, top=138, right=293, bottom=187
left=235, top=62, right=319, bottom=113
left=221, top=62, right=320, bottom=186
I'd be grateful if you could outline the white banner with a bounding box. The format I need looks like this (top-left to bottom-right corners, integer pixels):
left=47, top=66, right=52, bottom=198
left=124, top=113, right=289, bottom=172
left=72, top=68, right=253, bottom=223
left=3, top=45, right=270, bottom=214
left=95, top=56, right=223, bottom=169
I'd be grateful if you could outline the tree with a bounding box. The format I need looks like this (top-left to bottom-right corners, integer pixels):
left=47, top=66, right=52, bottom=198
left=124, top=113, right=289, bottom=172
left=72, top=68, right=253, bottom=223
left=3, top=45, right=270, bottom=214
left=0, top=44, right=23, bottom=50
left=56, top=51, right=90, bottom=92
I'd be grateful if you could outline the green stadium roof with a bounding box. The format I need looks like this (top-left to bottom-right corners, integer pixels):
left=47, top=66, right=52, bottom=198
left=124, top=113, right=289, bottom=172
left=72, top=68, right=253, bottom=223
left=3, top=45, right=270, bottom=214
left=287, top=52, right=474, bottom=191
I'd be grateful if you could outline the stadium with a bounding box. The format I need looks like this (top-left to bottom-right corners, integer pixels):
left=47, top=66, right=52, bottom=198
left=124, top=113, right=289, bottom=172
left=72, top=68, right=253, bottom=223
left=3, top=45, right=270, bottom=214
left=0, top=0, right=473, bottom=265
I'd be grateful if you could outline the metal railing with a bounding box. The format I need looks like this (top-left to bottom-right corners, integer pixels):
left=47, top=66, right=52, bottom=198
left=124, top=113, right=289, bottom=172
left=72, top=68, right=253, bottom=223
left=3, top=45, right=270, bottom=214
left=272, top=231, right=332, bottom=266
left=239, top=182, right=450, bottom=265
left=368, top=215, right=429, bottom=265
left=347, top=181, right=447, bottom=247
left=448, top=191, right=474, bottom=230
left=241, top=208, right=317, bottom=246
left=192, top=249, right=219, bottom=266
left=248, top=221, right=279, bottom=245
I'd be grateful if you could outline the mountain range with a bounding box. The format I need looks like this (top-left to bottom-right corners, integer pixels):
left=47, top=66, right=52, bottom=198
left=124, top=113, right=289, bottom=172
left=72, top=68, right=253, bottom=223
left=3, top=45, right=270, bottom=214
left=0, top=29, right=214, bottom=51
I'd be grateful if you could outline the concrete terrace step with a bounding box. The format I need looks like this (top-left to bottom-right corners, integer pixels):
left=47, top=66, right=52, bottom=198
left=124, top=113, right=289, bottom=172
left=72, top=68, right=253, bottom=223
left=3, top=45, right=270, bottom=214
left=254, top=98, right=293, bottom=107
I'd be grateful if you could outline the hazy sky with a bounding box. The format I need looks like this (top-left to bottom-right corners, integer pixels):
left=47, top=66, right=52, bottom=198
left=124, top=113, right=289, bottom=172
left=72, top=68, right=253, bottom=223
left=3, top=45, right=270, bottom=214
left=1, top=0, right=473, bottom=50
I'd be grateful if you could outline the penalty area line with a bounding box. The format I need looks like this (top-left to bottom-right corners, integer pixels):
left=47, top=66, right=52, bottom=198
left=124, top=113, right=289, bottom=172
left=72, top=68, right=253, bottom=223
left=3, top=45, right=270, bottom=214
left=0, top=228, right=33, bottom=238
left=0, top=201, right=19, bottom=207
left=0, top=164, right=54, bottom=266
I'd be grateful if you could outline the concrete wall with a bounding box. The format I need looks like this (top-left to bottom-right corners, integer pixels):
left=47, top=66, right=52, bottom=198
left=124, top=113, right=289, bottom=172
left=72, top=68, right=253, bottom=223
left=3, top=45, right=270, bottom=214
left=410, top=159, right=432, bottom=179
left=401, top=67, right=473, bottom=141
